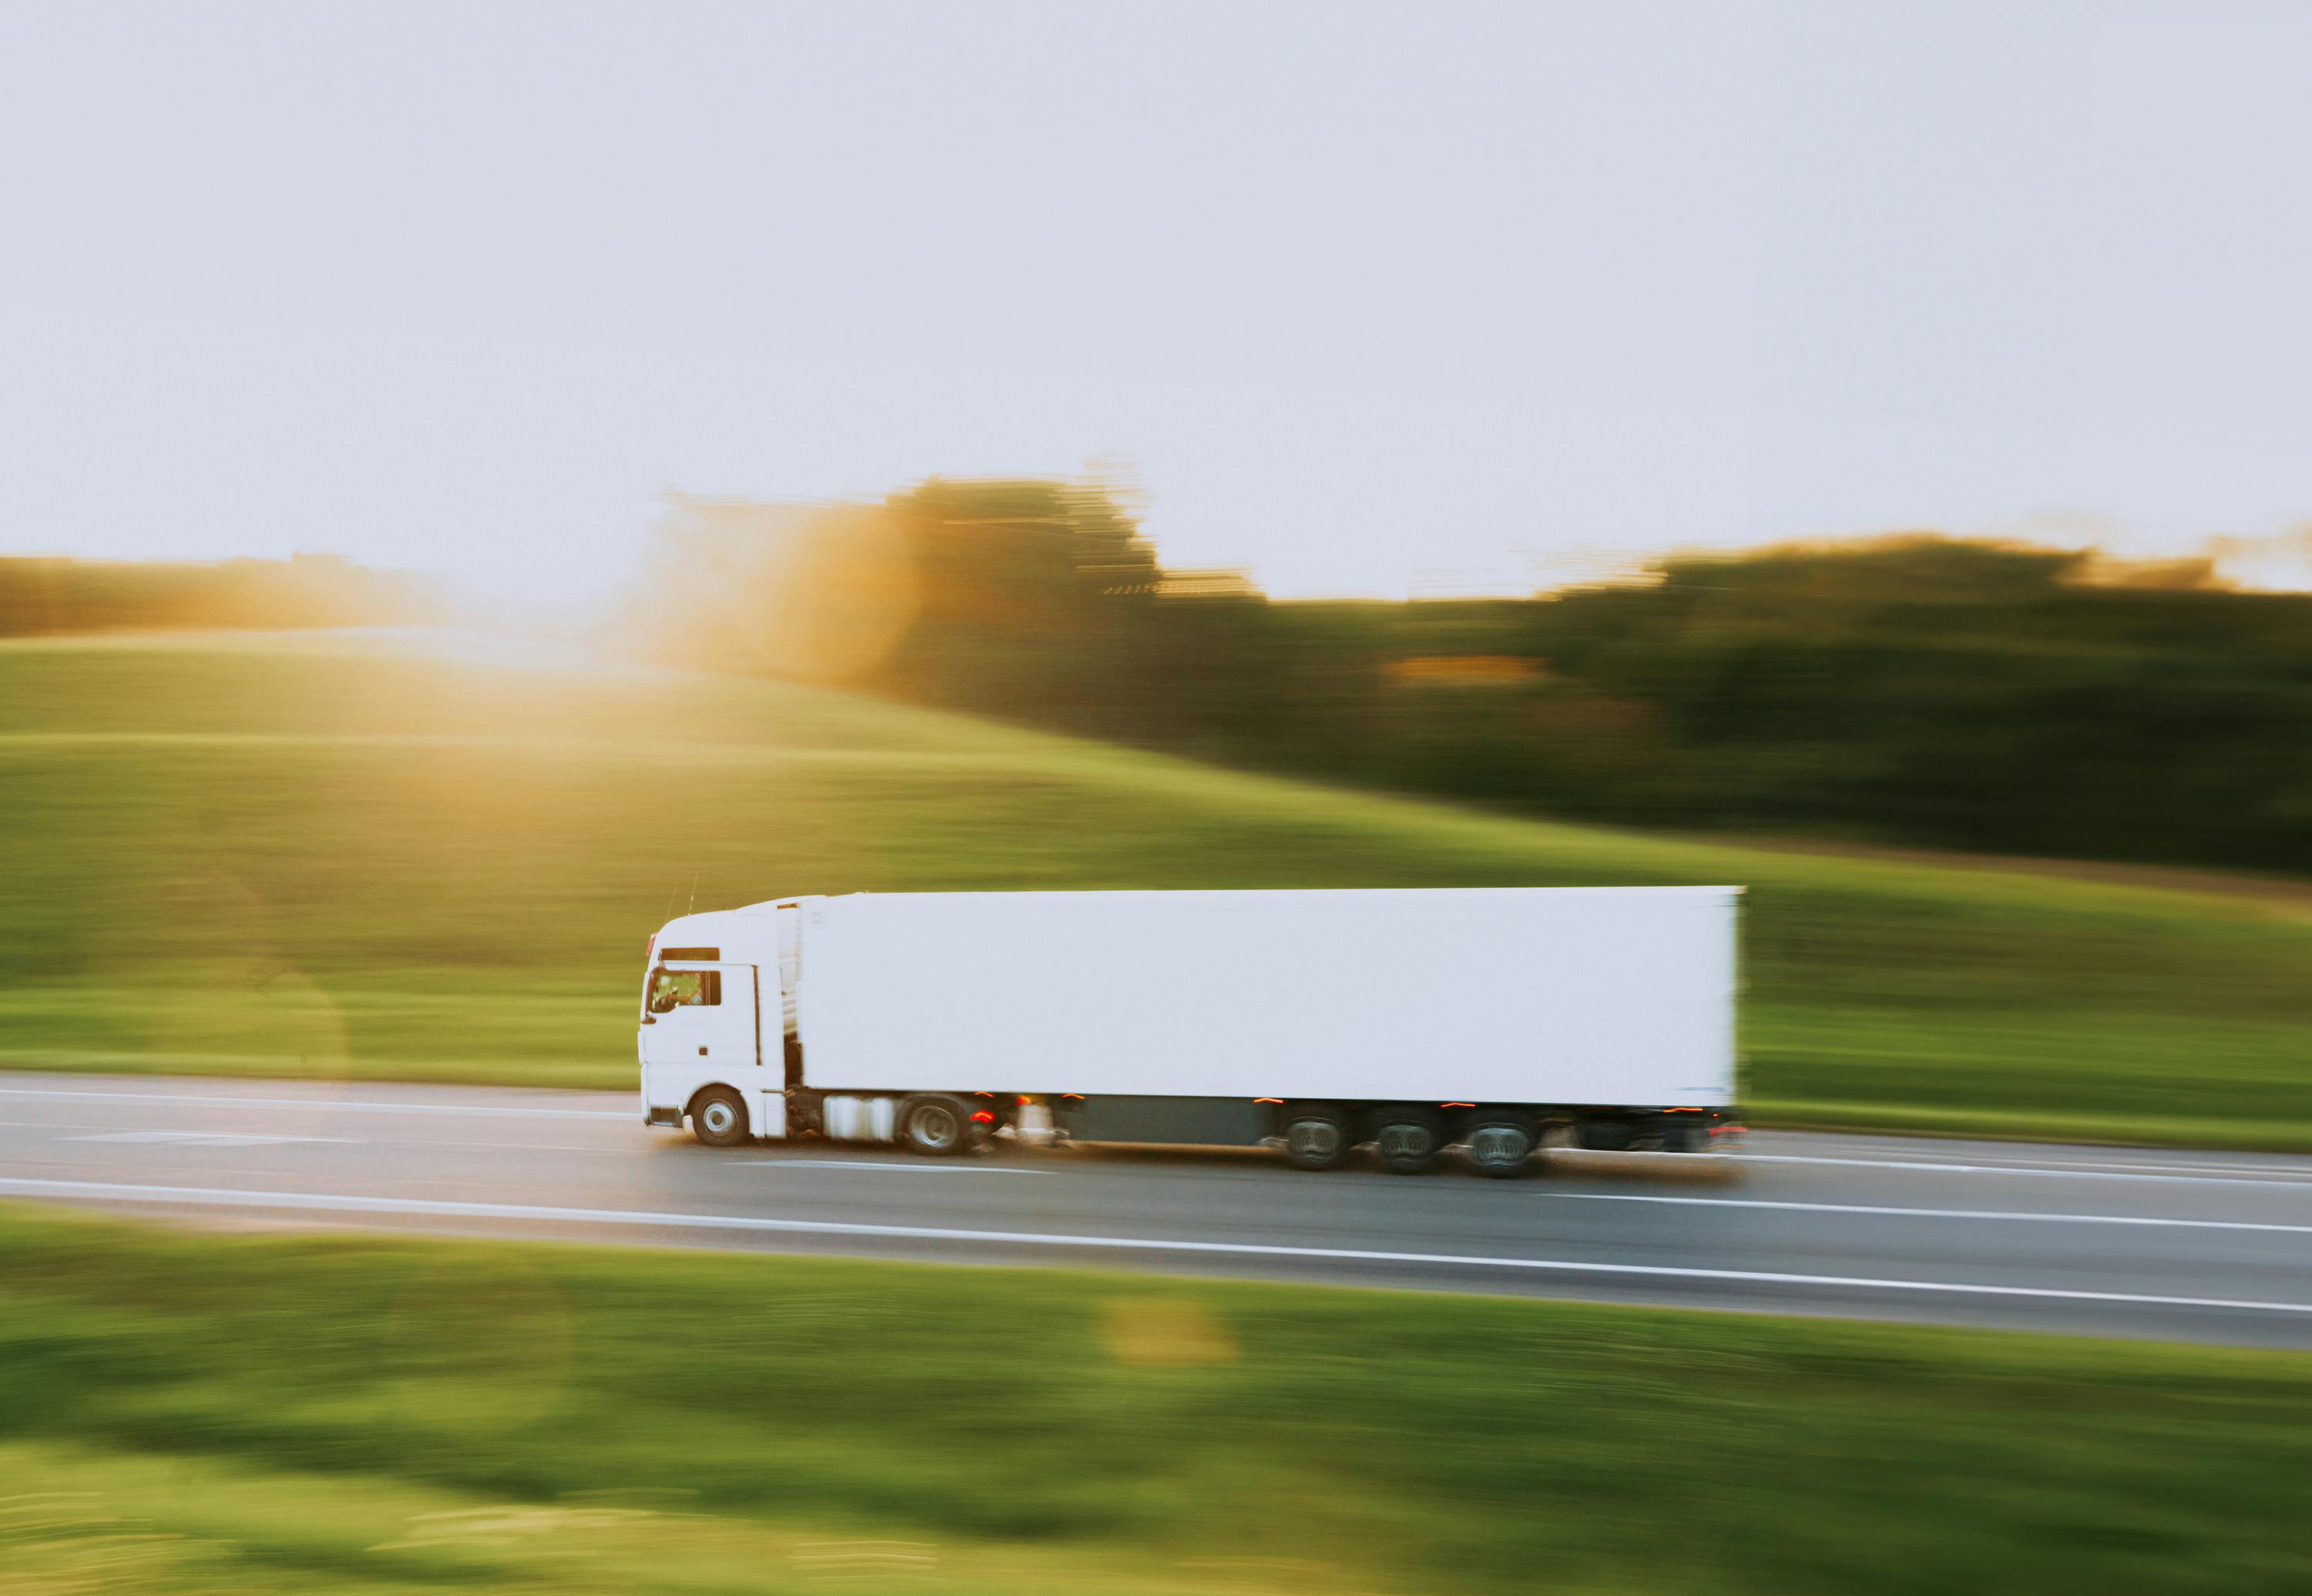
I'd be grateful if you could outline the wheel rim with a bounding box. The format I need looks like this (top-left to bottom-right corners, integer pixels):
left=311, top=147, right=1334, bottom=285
left=913, top=1107, right=959, bottom=1150
left=701, top=1101, right=735, bottom=1137
left=1377, top=1124, right=1432, bottom=1163
left=1468, top=1125, right=1528, bottom=1167
left=1286, top=1120, right=1341, bottom=1161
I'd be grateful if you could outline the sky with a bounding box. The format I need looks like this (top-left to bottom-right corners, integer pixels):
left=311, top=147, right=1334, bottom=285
left=3, top=0, right=2310, bottom=605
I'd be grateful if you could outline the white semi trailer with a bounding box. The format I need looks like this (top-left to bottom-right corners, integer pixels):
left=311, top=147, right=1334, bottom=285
left=638, top=886, right=1741, bottom=1175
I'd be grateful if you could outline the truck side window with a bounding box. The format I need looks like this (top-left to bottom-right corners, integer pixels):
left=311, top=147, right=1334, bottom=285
left=647, top=969, right=721, bottom=1013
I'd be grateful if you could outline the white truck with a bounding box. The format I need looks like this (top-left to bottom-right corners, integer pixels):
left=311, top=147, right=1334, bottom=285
left=638, top=885, right=1741, bottom=1175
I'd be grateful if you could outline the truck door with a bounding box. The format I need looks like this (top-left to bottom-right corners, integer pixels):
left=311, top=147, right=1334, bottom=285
left=640, top=962, right=760, bottom=1078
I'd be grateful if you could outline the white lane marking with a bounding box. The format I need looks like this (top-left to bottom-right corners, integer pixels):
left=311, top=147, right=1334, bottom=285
left=63, top=1131, right=359, bottom=1147
left=1737, top=1152, right=2312, bottom=1191
left=372, top=1138, right=632, bottom=1156
left=5, top=1176, right=2310, bottom=1319
left=1752, top=1146, right=2312, bottom=1178
left=0, top=1117, right=684, bottom=1159
left=728, top=1159, right=1051, bottom=1175
left=0, top=1087, right=629, bottom=1121
left=1551, top=1191, right=2312, bottom=1235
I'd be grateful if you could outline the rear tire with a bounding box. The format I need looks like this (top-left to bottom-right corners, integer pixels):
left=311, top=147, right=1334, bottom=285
left=1373, top=1110, right=1443, bottom=1175
left=1464, top=1116, right=1536, bottom=1178
left=1281, top=1105, right=1351, bottom=1171
left=899, top=1094, right=968, bottom=1157
left=691, top=1087, right=749, bottom=1147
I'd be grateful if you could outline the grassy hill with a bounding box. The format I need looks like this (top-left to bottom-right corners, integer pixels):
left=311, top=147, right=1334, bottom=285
left=2, top=629, right=2307, bottom=1147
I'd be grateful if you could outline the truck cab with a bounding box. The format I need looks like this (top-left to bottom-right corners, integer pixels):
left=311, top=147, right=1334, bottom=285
left=637, top=899, right=805, bottom=1142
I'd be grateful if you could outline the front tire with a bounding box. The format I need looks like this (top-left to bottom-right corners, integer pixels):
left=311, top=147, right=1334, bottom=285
left=691, top=1087, right=749, bottom=1147
left=899, top=1094, right=969, bottom=1157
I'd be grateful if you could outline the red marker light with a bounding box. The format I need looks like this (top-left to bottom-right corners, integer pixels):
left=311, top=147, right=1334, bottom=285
left=971, top=1110, right=995, bottom=1124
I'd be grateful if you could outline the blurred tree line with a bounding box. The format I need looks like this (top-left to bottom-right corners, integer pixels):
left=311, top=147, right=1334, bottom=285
left=0, top=553, right=444, bottom=636
left=630, top=482, right=2312, bottom=874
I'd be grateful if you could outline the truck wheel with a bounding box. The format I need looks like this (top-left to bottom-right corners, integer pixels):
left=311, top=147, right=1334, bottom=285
left=691, top=1087, right=749, bottom=1147
left=1374, top=1110, right=1443, bottom=1175
left=1282, top=1106, right=1350, bottom=1171
left=899, top=1094, right=968, bottom=1157
left=1464, top=1117, right=1535, bottom=1178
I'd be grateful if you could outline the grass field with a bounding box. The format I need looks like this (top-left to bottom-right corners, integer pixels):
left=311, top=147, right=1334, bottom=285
left=2, top=629, right=2309, bottom=1146
left=2, top=1204, right=2310, bottom=1594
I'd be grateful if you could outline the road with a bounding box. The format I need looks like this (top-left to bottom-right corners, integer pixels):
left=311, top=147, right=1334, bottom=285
left=4, top=1071, right=2310, bottom=1349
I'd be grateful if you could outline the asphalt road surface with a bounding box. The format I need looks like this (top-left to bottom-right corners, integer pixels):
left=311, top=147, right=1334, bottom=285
left=5, top=1071, right=2310, bottom=1349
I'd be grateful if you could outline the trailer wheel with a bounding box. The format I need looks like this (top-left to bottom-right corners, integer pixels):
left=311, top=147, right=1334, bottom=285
left=691, top=1087, right=749, bottom=1147
left=1463, top=1116, right=1536, bottom=1178
left=1282, top=1106, right=1350, bottom=1171
left=1374, top=1110, right=1443, bottom=1175
left=899, top=1094, right=968, bottom=1157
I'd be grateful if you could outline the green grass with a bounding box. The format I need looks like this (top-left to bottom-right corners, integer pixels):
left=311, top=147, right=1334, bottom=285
left=2, top=629, right=2310, bottom=1146
left=2, top=1205, right=2310, bottom=1594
